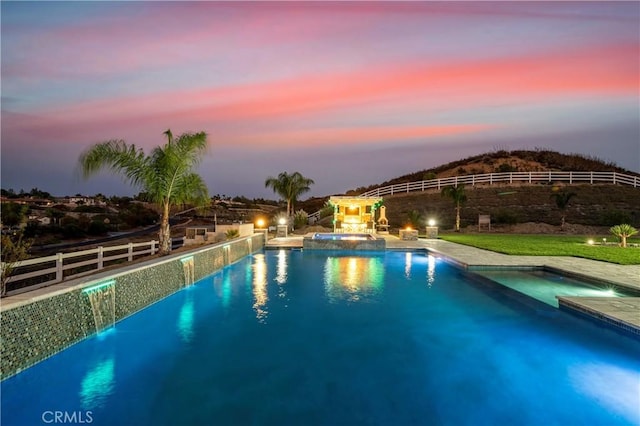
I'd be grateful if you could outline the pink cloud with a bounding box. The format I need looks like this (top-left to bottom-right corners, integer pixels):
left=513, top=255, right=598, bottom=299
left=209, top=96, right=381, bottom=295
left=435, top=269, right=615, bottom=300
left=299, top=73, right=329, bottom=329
left=37, top=41, right=636, bottom=126
left=215, top=124, right=496, bottom=148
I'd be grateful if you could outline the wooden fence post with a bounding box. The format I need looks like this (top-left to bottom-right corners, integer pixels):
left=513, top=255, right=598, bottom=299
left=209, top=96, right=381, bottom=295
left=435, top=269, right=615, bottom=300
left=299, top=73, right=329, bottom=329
left=98, top=246, right=104, bottom=270
left=128, top=243, right=133, bottom=261
left=56, top=253, right=63, bottom=282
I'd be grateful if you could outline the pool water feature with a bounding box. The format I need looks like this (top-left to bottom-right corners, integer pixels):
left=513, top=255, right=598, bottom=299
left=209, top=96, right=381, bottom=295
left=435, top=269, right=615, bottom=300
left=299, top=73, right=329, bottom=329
left=2, top=251, right=639, bottom=425
left=82, top=281, right=116, bottom=333
left=303, top=233, right=385, bottom=250
left=473, top=268, right=635, bottom=307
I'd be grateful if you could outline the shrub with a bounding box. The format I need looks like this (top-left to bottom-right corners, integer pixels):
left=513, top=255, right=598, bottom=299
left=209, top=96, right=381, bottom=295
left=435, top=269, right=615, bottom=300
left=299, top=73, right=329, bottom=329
left=87, top=220, right=110, bottom=236
left=609, top=224, right=638, bottom=248
left=496, top=163, right=517, bottom=173
left=423, top=172, right=437, bottom=181
left=406, top=210, right=423, bottom=229
left=319, top=203, right=334, bottom=219
left=493, top=210, right=519, bottom=225
left=600, top=210, right=631, bottom=226
left=293, top=209, right=308, bottom=229
left=225, top=229, right=240, bottom=240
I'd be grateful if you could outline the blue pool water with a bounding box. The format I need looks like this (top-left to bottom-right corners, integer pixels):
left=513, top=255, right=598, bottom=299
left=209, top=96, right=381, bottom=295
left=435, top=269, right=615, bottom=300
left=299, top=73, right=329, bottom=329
left=474, top=269, right=633, bottom=307
left=2, top=251, right=639, bottom=425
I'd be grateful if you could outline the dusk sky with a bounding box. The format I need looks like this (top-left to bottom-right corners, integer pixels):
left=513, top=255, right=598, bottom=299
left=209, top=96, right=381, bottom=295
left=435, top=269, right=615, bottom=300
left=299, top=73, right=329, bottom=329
left=2, top=1, right=639, bottom=199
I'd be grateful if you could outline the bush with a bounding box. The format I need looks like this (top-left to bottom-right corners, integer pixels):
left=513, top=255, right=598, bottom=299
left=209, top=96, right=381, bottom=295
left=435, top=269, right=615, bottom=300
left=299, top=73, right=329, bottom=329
left=600, top=210, right=631, bottom=226
left=493, top=210, right=519, bottom=225
left=61, top=223, right=85, bottom=239
left=496, top=163, right=517, bottom=173
left=225, top=229, right=240, bottom=240
left=319, top=203, right=334, bottom=219
left=293, top=210, right=308, bottom=229
left=87, top=220, right=110, bottom=236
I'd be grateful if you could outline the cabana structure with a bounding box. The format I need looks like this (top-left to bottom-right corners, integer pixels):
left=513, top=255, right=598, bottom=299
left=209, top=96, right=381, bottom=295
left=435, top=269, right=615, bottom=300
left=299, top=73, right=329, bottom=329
left=328, top=196, right=383, bottom=234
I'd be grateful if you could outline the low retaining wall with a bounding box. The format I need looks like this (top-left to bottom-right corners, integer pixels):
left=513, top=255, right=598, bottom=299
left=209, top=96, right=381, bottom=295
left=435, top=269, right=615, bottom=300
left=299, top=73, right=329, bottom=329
left=0, top=234, right=264, bottom=380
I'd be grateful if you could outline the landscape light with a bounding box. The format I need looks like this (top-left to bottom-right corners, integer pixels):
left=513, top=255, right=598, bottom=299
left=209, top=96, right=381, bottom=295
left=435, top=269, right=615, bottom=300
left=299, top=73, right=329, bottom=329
left=428, top=219, right=436, bottom=227
left=278, top=217, right=287, bottom=225
left=587, top=239, right=594, bottom=245
left=405, top=226, right=412, bottom=231
left=256, top=219, right=265, bottom=228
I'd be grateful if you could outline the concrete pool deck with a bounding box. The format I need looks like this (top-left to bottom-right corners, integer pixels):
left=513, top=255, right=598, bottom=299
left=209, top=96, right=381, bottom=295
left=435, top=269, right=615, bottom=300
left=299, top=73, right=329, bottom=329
left=266, top=234, right=640, bottom=334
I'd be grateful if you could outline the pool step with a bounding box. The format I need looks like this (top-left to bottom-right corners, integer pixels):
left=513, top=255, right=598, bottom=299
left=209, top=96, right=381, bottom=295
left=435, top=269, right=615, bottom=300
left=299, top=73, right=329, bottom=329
left=558, top=296, right=640, bottom=337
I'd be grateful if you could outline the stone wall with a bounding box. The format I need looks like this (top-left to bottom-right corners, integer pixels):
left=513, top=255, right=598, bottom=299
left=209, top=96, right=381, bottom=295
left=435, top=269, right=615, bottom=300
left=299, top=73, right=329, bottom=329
left=0, top=234, right=264, bottom=380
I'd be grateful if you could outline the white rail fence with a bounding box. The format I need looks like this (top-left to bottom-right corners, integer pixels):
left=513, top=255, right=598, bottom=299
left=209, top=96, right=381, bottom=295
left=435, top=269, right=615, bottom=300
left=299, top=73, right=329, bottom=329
left=2, top=240, right=162, bottom=296
left=308, top=171, right=639, bottom=222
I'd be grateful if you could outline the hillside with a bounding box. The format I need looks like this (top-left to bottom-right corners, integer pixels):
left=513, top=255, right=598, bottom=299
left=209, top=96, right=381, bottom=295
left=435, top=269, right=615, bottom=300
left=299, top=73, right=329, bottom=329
left=343, top=149, right=639, bottom=195
left=300, top=149, right=640, bottom=232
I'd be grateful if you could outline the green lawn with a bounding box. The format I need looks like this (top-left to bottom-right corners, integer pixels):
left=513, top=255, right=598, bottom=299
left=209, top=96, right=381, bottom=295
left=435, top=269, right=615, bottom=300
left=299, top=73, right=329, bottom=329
left=439, top=234, right=640, bottom=265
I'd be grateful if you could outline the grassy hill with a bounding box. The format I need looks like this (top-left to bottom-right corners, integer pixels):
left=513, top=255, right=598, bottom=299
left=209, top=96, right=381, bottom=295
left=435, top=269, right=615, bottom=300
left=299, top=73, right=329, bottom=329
left=300, top=149, right=640, bottom=232
left=343, top=149, right=639, bottom=195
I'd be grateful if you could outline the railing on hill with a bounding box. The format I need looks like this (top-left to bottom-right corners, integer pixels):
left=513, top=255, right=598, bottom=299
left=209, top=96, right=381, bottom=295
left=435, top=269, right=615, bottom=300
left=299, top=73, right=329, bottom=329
left=2, top=238, right=183, bottom=297
left=307, top=171, right=639, bottom=223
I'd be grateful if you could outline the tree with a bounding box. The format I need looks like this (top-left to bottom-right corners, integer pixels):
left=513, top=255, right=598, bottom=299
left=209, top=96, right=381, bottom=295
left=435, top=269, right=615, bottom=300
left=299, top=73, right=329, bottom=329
left=45, top=207, right=66, bottom=226
left=264, top=171, right=315, bottom=218
left=609, top=224, right=638, bottom=248
left=551, top=190, right=576, bottom=230
left=406, top=209, right=423, bottom=229
left=1, top=232, right=32, bottom=297
left=78, top=129, right=210, bottom=255
left=441, top=184, right=467, bottom=232
left=0, top=202, right=28, bottom=227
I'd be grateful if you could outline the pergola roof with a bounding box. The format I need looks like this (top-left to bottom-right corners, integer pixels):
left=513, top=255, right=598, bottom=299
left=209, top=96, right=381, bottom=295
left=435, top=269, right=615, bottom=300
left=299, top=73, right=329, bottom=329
left=328, top=196, right=382, bottom=205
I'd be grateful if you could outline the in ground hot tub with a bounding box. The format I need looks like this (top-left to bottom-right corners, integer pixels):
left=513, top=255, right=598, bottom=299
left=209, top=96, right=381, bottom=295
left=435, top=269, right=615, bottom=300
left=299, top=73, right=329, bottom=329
left=303, top=233, right=386, bottom=250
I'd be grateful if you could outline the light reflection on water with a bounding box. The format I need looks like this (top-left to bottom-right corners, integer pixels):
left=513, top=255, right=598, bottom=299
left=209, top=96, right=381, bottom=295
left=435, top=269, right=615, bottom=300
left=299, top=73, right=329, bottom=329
left=177, top=295, right=194, bottom=343
left=79, top=358, right=115, bottom=410
left=252, top=253, right=268, bottom=322
left=323, top=256, right=384, bottom=303
left=427, top=254, right=436, bottom=287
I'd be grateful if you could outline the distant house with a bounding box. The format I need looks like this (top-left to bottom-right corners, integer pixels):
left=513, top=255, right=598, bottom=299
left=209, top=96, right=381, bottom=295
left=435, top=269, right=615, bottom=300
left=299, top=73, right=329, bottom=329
left=56, top=196, right=105, bottom=208
left=28, top=214, right=51, bottom=226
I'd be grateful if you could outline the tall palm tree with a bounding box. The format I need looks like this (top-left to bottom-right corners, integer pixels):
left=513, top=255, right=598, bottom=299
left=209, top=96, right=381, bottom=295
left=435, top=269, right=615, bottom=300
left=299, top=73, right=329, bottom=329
left=551, top=190, right=576, bottom=230
left=441, top=184, right=467, bottom=232
left=264, top=171, right=314, bottom=218
left=78, top=129, right=209, bottom=255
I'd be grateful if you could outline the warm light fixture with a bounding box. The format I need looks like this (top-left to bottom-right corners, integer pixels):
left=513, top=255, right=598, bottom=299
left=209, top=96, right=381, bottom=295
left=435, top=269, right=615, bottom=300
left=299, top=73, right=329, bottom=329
left=256, top=219, right=265, bottom=228
left=278, top=217, right=287, bottom=225
left=587, top=239, right=594, bottom=245
left=405, top=226, right=412, bottom=231
left=428, top=219, right=436, bottom=227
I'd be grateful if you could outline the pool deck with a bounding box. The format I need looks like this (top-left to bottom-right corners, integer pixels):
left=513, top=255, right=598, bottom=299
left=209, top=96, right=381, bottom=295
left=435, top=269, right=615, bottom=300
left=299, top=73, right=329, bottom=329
left=266, top=235, right=640, bottom=334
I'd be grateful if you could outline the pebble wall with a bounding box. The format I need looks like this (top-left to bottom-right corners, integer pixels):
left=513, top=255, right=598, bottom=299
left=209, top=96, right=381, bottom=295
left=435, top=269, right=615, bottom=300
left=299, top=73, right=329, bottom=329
left=0, top=234, right=264, bottom=380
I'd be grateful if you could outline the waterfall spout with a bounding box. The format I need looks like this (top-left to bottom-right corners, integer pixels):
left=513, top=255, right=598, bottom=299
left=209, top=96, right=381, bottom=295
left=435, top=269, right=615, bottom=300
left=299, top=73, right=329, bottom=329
left=83, top=281, right=116, bottom=333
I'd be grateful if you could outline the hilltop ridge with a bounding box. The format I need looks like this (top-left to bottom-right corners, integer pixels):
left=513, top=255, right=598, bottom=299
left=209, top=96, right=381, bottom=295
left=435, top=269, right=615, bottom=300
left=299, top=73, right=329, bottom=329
left=344, top=149, right=638, bottom=195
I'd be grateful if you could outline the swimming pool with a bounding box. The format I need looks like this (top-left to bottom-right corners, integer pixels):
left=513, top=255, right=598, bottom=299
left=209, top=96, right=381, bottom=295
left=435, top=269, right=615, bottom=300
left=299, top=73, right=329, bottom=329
left=2, top=250, right=639, bottom=425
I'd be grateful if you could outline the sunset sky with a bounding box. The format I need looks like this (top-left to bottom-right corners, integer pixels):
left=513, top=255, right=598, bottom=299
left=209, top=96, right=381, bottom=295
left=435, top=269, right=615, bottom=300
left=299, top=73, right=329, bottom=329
left=2, top=1, right=638, bottom=199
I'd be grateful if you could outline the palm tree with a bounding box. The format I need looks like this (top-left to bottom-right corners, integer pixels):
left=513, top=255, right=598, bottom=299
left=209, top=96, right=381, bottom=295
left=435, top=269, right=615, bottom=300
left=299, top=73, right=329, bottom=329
left=551, top=190, right=576, bottom=230
left=78, top=129, right=209, bottom=255
left=441, top=184, right=467, bottom=232
left=609, top=224, right=638, bottom=248
left=406, top=209, right=423, bottom=229
left=264, top=171, right=315, bottom=218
